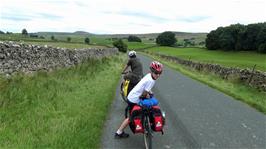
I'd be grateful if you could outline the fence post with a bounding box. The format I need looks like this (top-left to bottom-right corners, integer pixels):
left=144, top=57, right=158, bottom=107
left=248, top=64, right=257, bottom=84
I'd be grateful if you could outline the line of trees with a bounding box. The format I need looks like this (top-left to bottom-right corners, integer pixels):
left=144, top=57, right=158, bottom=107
left=128, top=35, right=142, bottom=42
left=206, top=22, right=266, bottom=53
left=156, top=31, right=177, bottom=46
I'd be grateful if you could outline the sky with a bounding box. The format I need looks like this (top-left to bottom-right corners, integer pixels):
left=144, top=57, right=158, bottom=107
left=1, top=0, right=266, bottom=34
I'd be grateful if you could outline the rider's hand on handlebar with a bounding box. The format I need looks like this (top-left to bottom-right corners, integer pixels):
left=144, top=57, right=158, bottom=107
left=149, top=93, right=154, bottom=98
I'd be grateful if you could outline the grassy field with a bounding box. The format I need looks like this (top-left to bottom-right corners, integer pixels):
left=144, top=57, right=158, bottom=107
left=0, top=34, right=114, bottom=47
left=126, top=41, right=156, bottom=50
left=142, top=52, right=266, bottom=114
left=0, top=55, right=126, bottom=148
left=146, top=47, right=266, bottom=71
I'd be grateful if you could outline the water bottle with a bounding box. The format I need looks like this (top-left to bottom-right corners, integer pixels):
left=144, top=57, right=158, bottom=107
left=162, top=111, right=166, bottom=118
left=162, top=111, right=166, bottom=125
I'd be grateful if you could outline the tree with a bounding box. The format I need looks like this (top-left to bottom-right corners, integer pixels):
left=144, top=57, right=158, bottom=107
left=29, top=34, right=38, bottom=38
left=183, top=39, right=195, bottom=47
left=22, top=28, right=28, bottom=36
left=67, top=37, right=71, bottom=42
left=0, top=30, right=5, bottom=34
left=51, top=35, right=55, bottom=40
left=258, top=44, right=266, bottom=53
left=219, top=27, right=235, bottom=51
left=113, top=39, right=127, bottom=53
left=256, top=27, right=266, bottom=53
left=206, top=27, right=223, bottom=50
left=244, top=23, right=262, bottom=51
left=156, top=31, right=177, bottom=46
left=128, top=35, right=142, bottom=42
left=84, top=37, right=90, bottom=44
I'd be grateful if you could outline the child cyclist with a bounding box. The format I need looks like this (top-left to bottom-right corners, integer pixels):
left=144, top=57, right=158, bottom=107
left=115, top=61, right=163, bottom=138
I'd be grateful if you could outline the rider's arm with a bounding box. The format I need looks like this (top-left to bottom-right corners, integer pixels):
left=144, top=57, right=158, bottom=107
left=122, top=65, right=129, bottom=74
left=122, top=60, right=131, bottom=73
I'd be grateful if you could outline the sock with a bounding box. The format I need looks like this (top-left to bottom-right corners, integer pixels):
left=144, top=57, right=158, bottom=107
left=116, top=129, right=123, bottom=135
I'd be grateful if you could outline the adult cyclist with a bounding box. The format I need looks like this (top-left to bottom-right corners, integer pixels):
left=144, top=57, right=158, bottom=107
left=121, top=51, right=143, bottom=95
left=115, top=61, right=163, bottom=138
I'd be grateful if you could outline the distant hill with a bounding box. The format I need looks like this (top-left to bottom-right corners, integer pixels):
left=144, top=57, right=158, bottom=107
left=73, top=31, right=94, bottom=35
left=34, top=31, right=207, bottom=44
left=98, top=31, right=207, bottom=41
left=36, top=31, right=206, bottom=37
left=37, top=31, right=94, bottom=36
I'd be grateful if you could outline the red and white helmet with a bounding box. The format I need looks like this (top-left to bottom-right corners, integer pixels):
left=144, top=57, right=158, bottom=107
left=150, top=61, right=163, bottom=74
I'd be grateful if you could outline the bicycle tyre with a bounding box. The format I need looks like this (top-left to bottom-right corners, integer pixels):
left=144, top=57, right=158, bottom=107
left=143, top=115, right=152, bottom=149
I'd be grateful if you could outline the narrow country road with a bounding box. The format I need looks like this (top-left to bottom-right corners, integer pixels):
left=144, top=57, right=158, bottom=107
left=101, top=54, right=266, bottom=149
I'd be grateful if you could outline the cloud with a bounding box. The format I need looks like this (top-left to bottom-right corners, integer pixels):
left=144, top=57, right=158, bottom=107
left=1, top=0, right=266, bottom=34
left=178, top=16, right=211, bottom=23
left=2, top=16, right=32, bottom=22
left=37, top=13, right=63, bottom=20
left=2, top=11, right=63, bottom=22
left=117, top=11, right=170, bottom=23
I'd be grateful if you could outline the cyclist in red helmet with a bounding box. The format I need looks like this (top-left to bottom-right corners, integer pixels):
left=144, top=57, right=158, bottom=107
left=115, top=61, right=163, bottom=138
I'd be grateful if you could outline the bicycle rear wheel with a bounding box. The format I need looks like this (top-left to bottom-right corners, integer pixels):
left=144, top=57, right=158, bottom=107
left=143, top=115, right=152, bottom=149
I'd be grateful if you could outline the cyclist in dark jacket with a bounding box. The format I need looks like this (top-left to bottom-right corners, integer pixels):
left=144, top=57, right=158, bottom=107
left=121, top=51, right=143, bottom=94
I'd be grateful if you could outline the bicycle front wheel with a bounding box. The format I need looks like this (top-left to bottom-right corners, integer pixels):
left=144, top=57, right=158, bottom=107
left=143, top=115, right=152, bottom=149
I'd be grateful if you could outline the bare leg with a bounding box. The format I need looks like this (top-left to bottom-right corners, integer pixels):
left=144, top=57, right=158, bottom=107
left=117, top=118, right=129, bottom=132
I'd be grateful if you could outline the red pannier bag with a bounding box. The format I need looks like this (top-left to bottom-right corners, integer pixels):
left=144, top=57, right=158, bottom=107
left=151, top=106, right=165, bottom=132
left=129, top=105, right=144, bottom=133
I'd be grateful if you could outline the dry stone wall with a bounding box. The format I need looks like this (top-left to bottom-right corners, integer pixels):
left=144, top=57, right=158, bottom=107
left=148, top=52, right=266, bottom=92
left=0, top=41, right=118, bottom=75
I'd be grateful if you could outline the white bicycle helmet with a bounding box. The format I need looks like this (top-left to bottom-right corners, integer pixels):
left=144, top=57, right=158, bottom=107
left=128, top=50, right=136, bottom=57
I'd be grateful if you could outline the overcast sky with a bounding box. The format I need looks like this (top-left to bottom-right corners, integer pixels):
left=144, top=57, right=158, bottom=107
left=1, top=0, right=266, bottom=34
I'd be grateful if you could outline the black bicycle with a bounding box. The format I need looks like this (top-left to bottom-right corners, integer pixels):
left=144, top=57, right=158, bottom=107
left=142, top=106, right=153, bottom=149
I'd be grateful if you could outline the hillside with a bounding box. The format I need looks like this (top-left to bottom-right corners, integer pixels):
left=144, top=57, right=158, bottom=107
left=34, top=31, right=207, bottom=45
left=35, top=31, right=207, bottom=39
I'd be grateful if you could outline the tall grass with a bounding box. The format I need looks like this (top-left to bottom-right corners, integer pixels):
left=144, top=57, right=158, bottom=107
left=0, top=55, right=125, bottom=148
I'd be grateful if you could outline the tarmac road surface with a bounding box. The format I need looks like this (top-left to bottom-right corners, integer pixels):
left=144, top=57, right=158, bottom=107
left=101, top=54, right=266, bottom=149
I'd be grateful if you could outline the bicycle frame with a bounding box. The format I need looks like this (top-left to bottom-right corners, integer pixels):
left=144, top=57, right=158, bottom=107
left=142, top=106, right=153, bottom=149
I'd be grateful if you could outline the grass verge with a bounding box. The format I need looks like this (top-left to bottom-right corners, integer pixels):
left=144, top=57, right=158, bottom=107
left=146, top=47, right=266, bottom=71
left=0, top=54, right=125, bottom=148
left=141, top=52, right=266, bottom=114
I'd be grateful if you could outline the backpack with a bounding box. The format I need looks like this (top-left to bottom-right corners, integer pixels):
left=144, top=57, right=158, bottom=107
left=150, top=106, right=165, bottom=133
left=129, top=105, right=144, bottom=133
